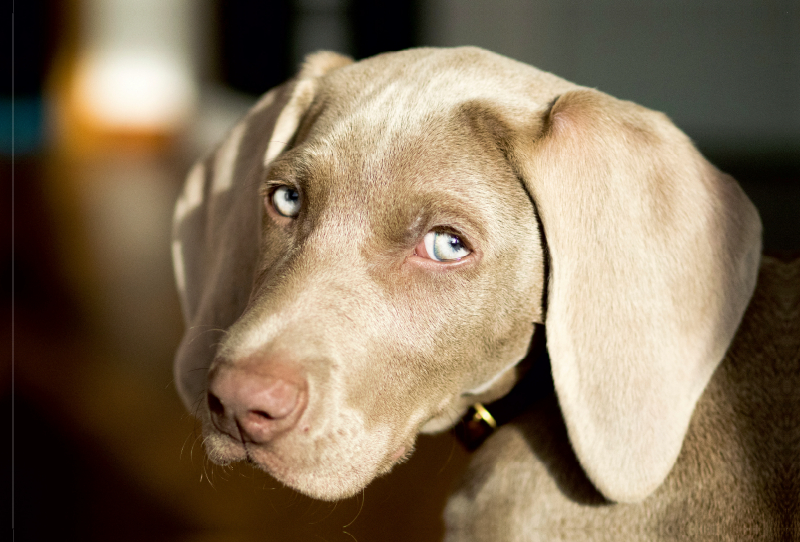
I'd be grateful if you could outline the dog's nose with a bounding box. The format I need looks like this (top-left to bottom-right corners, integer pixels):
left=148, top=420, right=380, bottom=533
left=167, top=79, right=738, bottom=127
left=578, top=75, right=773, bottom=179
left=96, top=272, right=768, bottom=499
left=207, top=367, right=307, bottom=444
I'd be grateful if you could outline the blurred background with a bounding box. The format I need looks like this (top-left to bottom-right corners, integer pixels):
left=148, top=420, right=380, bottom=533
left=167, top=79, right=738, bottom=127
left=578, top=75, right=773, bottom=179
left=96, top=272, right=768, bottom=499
left=8, top=1, right=799, bottom=541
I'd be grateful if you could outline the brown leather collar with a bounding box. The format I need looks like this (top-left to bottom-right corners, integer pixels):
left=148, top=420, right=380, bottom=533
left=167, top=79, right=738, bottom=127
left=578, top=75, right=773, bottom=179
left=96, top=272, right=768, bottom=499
left=455, top=323, right=554, bottom=450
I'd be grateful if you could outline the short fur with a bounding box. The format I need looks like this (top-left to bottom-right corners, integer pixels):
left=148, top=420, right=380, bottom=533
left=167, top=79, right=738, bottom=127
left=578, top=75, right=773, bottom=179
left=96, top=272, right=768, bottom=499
left=172, top=47, right=798, bottom=538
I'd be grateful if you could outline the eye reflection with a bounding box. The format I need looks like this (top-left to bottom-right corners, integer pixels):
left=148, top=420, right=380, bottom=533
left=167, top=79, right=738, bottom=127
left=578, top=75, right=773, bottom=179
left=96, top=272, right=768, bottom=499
left=271, top=186, right=301, bottom=217
left=424, top=231, right=471, bottom=261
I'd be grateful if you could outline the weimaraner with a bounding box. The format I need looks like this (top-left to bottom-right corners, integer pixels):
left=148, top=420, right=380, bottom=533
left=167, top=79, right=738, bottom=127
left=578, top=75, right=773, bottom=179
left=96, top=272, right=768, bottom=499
left=172, top=47, right=799, bottom=540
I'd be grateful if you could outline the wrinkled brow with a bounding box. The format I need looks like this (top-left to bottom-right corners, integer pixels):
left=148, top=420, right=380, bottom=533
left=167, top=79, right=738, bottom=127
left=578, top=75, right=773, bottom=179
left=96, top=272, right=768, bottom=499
left=262, top=150, right=312, bottom=184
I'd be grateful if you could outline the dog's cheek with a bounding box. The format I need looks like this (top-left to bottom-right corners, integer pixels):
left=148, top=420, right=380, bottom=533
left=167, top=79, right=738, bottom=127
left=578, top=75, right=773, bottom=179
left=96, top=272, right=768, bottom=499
left=250, top=219, right=293, bottom=297
left=419, top=318, right=536, bottom=434
left=419, top=250, right=543, bottom=430
left=344, top=273, right=526, bottom=434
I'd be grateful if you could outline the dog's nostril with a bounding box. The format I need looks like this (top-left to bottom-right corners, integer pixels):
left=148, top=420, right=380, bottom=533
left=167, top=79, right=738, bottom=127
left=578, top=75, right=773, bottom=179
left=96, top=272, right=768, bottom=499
left=207, top=391, right=225, bottom=417
left=250, top=409, right=275, bottom=421
left=206, top=365, right=308, bottom=443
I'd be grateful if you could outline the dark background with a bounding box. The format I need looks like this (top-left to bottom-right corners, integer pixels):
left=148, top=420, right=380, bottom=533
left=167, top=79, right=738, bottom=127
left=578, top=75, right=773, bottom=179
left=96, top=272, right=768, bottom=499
left=9, top=1, right=799, bottom=541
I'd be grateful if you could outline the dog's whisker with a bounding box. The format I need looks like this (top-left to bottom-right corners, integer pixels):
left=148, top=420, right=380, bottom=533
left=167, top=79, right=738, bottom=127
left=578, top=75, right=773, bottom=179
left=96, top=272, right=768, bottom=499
left=188, top=324, right=229, bottom=335
left=185, top=327, right=229, bottom=347
left=437, top=431, right=458, bottom=476
left=342, top=489, right=365, bottom=529
left=179, top=430, right=196, bottom=462
left=307, top=500, right=338, bottom=525
left=190, top=432, right=206, bottom=464
left=202, top=455, right=216, bottom=489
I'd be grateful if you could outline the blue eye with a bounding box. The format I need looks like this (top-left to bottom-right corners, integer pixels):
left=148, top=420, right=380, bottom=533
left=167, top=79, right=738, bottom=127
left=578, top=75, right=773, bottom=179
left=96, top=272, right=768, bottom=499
left=424, top=231, right=471, bottom=261
left=271, top=186, right=301, bottom=217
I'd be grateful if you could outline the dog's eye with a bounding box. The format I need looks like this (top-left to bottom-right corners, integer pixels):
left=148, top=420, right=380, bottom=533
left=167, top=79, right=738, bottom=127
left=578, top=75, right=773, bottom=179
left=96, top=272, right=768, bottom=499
left=271, top=186, right=301, bottom=218
left=419, top=231, right=471, bottom=262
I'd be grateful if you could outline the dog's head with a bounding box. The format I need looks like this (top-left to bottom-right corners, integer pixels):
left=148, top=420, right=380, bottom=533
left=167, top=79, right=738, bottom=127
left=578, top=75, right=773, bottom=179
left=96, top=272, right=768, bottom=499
left=172, top=47, right=761, bottom=503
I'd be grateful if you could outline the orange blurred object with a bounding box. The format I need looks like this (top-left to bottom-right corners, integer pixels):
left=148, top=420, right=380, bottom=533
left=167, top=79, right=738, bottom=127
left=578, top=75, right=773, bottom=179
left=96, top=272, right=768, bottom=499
left=47, top=0, right=199, bottom=156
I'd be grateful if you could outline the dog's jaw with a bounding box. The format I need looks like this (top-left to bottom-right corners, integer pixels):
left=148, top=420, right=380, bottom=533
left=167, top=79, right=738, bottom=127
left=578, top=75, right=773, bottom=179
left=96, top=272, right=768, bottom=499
left=202, top=399, right=417, bottom=500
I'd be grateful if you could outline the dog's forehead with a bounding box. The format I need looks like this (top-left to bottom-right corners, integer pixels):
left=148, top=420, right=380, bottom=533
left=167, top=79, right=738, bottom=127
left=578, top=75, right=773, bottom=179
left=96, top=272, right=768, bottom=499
left=283, top=106, right=525, bottom=250
left=320, top=47, right=575, bottom=120
left=288, top=47, right=577, bottom=201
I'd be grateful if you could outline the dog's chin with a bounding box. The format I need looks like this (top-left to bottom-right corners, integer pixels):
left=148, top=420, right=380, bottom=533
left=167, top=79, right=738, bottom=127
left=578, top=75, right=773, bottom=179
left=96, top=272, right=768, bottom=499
left=202, top=428, right=416, bottom=502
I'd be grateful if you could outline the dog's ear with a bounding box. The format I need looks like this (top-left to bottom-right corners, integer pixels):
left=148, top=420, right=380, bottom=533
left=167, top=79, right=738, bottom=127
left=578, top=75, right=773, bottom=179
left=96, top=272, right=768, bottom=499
left=511, top=89, right=762, bottom=502
left=171, top=51, right=353, bottom=411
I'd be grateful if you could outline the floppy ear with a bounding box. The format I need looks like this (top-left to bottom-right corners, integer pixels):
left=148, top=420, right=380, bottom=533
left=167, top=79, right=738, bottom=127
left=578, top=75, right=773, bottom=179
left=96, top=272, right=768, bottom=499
left=512, top=89, right=762, bottom=502
left=171, top=52, right=353, bottom=411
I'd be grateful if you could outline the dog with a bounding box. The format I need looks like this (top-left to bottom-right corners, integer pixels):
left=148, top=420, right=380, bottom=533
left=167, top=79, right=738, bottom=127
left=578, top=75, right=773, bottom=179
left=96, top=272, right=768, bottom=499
left=172, top=47, right=799, bottom=539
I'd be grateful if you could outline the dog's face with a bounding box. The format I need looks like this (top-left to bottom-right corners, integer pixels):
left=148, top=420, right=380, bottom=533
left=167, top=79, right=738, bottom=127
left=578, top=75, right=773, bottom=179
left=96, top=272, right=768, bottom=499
left=202, top=73, right=548, bottom=500
left=173, top=48, right=761, bottom=504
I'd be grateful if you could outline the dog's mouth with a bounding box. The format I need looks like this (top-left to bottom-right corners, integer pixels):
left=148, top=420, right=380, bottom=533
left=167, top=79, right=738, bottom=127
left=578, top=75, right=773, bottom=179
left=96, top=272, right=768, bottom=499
left=201, top=410, right=417, bottom=501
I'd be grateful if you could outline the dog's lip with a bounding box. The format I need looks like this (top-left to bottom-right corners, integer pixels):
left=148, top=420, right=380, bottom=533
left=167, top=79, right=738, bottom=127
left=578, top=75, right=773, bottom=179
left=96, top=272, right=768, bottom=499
left=206, top=431, right=290, bottom=479
left=245, top=445, right=292, bottom=479
left=204, top=431, right=248, bottom=464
